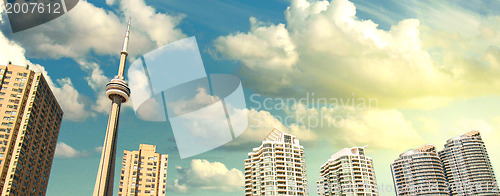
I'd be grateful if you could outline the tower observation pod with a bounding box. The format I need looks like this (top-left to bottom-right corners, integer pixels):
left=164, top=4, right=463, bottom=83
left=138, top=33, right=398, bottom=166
left=93, top=18, right=131, bottom=196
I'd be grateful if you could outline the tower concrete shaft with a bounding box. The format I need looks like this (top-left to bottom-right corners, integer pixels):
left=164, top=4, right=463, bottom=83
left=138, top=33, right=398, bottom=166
left=93, top=18, right=131, bottom=196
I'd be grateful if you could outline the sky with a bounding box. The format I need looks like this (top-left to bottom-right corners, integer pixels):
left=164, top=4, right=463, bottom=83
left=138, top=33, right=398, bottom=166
left=1, top=0, right=500, bottom=195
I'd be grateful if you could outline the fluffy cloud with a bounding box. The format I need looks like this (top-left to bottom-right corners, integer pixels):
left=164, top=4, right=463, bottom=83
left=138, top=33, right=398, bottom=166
left=332, top=109, right=424, bottom=149
left=228, top=109, right=317, bottom=146
left=78, top=60, right=115, bottom=114
left=229, top=102, right=422, bottom=151
left=169, top=159, right=244, bottom=193
left=167, top=88, right=221, bottom=116
left=54, top=142, right=88, bottom=158
left=214, top=0, right=500, bottom=109
left=0, top=28, right=88, bottom=120
left=283, top=103, right=424, bottom=150
left=7, top=0, right=185, bottom=59
left=118, top=0, right=185, bottom=47
left=215, top=17, right=298, bottom=70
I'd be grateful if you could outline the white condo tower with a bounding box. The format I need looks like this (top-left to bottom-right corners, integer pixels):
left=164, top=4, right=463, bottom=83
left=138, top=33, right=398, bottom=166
left=317, top=146, right=378, bottom=196
left=391, top=144, right=449, bottom=195
left=245, top=128, right=309, bottom=196
left=439, top=131, right=500, bottom=195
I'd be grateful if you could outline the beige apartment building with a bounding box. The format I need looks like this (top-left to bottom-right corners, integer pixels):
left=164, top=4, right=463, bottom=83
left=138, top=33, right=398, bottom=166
left=118, top=144, right=168, bottom=196
left=391, top=144, right=448, bottom=196
left=317, top=146, right=378, bottom=196
left=0, top=63, right=63, bottom=195
left=245, top=128, right=309, bottom=196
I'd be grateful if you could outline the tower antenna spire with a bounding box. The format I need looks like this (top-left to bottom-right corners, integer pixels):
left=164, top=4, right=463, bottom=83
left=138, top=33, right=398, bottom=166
left=93, top=18, right=132, bottom=196
left=122, top=17, right=131, bottom=53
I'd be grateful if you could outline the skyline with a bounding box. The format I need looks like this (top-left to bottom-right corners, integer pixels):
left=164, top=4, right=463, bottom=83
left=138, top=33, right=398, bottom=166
left=1, top=0, right=500, bottom=195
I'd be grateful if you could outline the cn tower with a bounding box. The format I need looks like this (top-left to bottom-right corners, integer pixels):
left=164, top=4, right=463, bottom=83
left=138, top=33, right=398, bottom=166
left=93, top=19, right=132, bottom=196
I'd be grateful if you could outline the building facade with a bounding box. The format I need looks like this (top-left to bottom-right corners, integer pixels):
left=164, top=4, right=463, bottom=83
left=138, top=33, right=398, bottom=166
left=317, top=146, right=378, bottom=196
left=439, top=131, right=500, bottom=195
left=0, top=64, right=63, bottom=195
left=118, top=144, right=168, bottom=196
left=391, top=144, right=448, bottom=196
left=245, top=128, right=308, bottom=196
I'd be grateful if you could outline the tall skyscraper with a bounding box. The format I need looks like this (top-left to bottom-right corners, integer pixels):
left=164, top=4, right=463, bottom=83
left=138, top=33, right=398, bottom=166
left=391, top=144, right=448, bottom=196
left=118, top=144, right=168, bottom=196
left=244, top=128, right=308, bottom=196
left=439, top=131, right=499, bottom=195
left=317, top=146, right=378, bottom=196
left=94, top=19, right=131, bottom=196
left=0, top=64, right=63, bottom=195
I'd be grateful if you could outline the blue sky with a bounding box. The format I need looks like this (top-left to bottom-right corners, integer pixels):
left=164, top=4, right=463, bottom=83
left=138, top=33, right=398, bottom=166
left=1, top=0, right=500, bottom=195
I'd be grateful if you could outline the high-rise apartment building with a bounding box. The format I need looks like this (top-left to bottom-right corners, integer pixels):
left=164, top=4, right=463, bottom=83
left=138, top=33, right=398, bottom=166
left=118, top=144, right=168, bottom=196
left=439, top=131, right=499, bottom=195
left=391, top=144, right=448, bottom=196
left=317, top=146, right=378, bottom=196
left=0, top=64, right=63, bottom=195
left=244, top=128, right=308, bottom=196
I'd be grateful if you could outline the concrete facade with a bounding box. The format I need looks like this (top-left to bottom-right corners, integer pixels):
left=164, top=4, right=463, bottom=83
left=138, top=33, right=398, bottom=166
left=439, top=131, right=499, bottom=195
left=245, top=128, right=309, bottom=196
left=0, top=64, right=63, bottom=195
left=391, top=144, right=448, bottom=196
left=317, top=147, right=378, bottom=196
left=118, top=144, right=168, bottom=196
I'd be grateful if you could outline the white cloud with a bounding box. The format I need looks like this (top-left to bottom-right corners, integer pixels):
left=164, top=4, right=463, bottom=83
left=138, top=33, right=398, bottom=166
left=169, top=159, right=244, bottom=193
left=215, top=17, right=298, bottom=70
left=94, top=146, right=103, bottom=153
left=167, top=88, right=220, bottom=116
left=0, top=28, right=88, bottom=121
left=54, top=142, right=88, bottom=158
left=232, top=102, right=423, bottom=150
left=48, top=77, right=88, bottom=120
left=78, top=60, right=113, bottom=114
left=119, top=0, right=186, bottom=47
left=333, top=108, right=424, bottom=149
left=7, top=0, right=185, bottom=59
left=166, top=88, right=231, bottom=146
left=105, top=0, right=116, bottom=6
left=171, top=179, right=188, bottom=193
left=288, top=103, right=423, bottom=150
left=228, top=109, right=317, bottom=146
left=214, top=0, right=500, bottom=109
